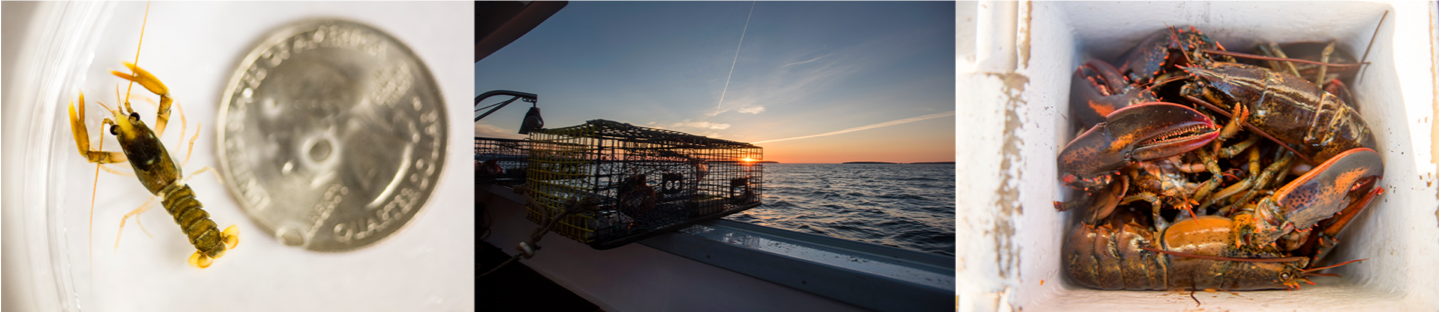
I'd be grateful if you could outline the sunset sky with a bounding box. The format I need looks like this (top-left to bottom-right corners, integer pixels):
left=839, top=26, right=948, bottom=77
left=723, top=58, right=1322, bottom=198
left=475, top=2, right=955, bottom=164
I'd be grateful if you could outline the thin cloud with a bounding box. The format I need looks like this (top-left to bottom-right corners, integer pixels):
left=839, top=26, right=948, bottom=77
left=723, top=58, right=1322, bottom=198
left=710, top=59, right=859, bottom=116
left=781, top=54, right=830, bottom=67
left=711, top=24, right=938, bottom=117
left=709, top=40, right=877, bottom=116
left=737, top=106, right=766, bottom=114
left=671, top=120, right=732, bottom=130
left=753, top=111, right=954, bottom=144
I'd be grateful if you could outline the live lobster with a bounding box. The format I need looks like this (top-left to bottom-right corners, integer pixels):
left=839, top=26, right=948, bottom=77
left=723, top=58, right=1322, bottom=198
left=1058, top=25, right=1384, bottom=290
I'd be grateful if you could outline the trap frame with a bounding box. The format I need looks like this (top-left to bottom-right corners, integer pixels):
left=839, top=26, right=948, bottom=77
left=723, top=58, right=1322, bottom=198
left=474, top=137, right=530, bottom=184
left=525, top=119, right=764, bottom=249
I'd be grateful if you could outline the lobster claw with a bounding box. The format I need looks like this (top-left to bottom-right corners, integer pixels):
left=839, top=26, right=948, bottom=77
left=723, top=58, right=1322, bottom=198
left=1115, top=26, right=1223, bottom=85
left=1059, top=102, right=1219, bottom=190
left=1070, top=60, right=1159, bottom=129
left=1236, top=148, right=1384, bottom=252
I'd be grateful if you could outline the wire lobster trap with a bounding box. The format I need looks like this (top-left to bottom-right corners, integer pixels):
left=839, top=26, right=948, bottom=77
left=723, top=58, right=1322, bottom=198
left=525, top=119, right=764, bottom=249
left=475, top=137, right=529, bottom=184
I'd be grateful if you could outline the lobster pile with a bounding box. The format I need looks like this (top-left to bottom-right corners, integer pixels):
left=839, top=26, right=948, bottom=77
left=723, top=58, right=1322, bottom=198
left=1056, top=26, right=1384, bottom=291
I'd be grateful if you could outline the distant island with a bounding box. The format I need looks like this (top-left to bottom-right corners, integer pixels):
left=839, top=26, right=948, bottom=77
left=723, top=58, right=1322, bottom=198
left=842, top=161, right=898, bottom=164
left=909, top=162, right=955, bottom=165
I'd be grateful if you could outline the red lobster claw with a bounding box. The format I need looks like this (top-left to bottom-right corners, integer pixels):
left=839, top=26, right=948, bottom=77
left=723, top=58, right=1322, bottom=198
left=1070, top=60, right=1158, bottom=129
left=1236, top=148, right=1384, bottom=253
left=1059, top=102, right=1219, bottom=190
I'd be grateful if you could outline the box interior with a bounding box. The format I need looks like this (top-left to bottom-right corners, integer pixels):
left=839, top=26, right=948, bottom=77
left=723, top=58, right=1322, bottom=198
left=1013, top=1, right=1439, bottom=310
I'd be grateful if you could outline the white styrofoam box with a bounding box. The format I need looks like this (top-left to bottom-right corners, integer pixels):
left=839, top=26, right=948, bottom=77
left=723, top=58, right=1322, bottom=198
left=958, top=1, right=1439, bottom=311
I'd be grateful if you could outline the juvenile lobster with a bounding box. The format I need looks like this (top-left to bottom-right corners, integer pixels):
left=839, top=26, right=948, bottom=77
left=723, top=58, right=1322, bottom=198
left=68, top=63, right=239, bottom=269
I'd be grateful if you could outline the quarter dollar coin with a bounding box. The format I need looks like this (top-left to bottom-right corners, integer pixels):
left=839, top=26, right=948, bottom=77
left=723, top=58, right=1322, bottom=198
left=216, top=19, right=447, bottom=252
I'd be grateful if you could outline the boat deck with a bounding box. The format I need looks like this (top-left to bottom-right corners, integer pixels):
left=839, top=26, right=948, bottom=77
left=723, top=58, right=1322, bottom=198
left=478, top=183, right=954, bottom=311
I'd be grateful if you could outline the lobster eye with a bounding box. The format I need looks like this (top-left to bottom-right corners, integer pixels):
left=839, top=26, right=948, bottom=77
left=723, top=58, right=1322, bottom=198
left=129, top=112, right=140, bottom=122
left=110, top=125, right=119, bottom=135
left=1281, top=273, right=1291, bottom=280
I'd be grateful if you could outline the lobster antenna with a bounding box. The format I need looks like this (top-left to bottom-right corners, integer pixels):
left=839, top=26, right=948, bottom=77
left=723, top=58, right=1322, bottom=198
left=1354, top=10, right=1387, bottom=85
left=1303, top=258, right=1368, bottom=273
left=97, top=94, right=116, bottom=114
left=1200, top=49, right=1365, bottom=67
left=90, top=130, right=104, bottom=271
left=1181, top=94, right=1316, bottom=165
left=1140, top=247, right=1308, bottom=263
left=1149, top=73, right=1192, bottom=89
left=123, top=2, right=150, bottom=114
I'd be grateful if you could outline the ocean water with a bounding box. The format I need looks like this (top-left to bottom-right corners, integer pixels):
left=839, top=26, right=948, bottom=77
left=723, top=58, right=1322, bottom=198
left=724, top=163, right=956, bottom=257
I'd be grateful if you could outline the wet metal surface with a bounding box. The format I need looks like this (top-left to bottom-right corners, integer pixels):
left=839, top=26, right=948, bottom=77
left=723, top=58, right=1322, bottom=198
left=645, top=219, right=954, bottom=312
left=675, top=222, right=954, bottom=290
left=481, top=183, right=953, bottom=311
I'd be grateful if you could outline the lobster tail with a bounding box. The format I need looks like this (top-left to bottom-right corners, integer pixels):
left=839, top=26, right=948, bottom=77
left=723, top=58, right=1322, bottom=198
left=1063, top=220, right=1168, bottom=290
left=161, top=184, right=226, bottom=258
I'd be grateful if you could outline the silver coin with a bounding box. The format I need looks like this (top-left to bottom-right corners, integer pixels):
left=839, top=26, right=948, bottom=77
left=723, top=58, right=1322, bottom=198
left=216, top=19, right=447, bottom=252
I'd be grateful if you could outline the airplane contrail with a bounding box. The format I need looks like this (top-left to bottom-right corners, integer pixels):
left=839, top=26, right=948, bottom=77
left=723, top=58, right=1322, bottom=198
left=753, top=111, right=956, bottom=144
left=714, top=1, right=756, bottom=116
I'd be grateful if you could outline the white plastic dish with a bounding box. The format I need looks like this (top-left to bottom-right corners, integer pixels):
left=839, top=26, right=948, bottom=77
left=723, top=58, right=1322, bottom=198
left=1, top=2, right=475, bottom=311
left=958, top=1, right=1439, bottom=311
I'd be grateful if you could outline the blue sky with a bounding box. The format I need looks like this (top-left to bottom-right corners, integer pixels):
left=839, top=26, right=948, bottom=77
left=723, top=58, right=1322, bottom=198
left=476, top=1, right=954, bottom=163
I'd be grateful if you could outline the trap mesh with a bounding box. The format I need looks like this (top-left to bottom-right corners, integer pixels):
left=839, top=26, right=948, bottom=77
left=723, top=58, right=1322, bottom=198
left=474, top=137, right=530, bottom=184
left=524, top=119, right=764, bottom=249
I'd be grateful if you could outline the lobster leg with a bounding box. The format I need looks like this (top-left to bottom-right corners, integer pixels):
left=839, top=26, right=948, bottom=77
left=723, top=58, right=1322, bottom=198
left=1313, top=40, right=1335, bottom=86
left=1120, top=191, right=1169, bottom=231
left=1255, top=44, right=1291, bottom=77
left=1216, top=103, right=1250, bottom=142
left=1192, top=130, right=1255, bottom=211
left=68, top=92, right=130, bottom=164
left=1227, top=151, right=1297, bottom=215
left=1216, top=135, right=1260, bottom=159
left=1265, top=42, right=1304, bottom=77
left=1266, top=40, right=1339, bottom=87
left=1188, top=147, right=1226, bottom=205
left=1202, top=147, right=1260, bottom=213
left=1053, top=190, right=1092, bottom=212
left=1084, top=176, right=1129, bottom=224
